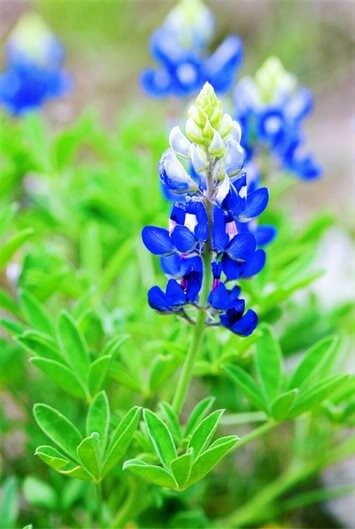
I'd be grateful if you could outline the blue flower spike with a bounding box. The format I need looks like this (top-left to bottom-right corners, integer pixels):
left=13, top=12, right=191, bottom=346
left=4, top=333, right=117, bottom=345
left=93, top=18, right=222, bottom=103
left=141, top=0, right=243, bottom=97
left=142, top=83, right=269, bottom=337
left=234, top=56, right=321, bottom=181
left=0, top=13, right=71, bottom=116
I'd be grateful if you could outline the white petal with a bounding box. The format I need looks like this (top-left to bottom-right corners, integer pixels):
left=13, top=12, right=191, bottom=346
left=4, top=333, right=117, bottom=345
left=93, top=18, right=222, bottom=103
left=191, top=144, right=209, bottom=173
left=209, top=130, right=225, bottom=157
left=224, top=140, right=244, bottom=177
left=215, top=176, right=230, bottom=205
left=169, top=126, right=191, bottom=158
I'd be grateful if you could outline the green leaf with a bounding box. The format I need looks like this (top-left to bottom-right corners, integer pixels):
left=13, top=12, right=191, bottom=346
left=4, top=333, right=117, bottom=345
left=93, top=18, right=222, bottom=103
left=86, top=392, right=110, bottom=452
left=17, top=330, right=62, bottom=361
left=271, top=389, right=299, bottom=421
left=23, top=476, right=57, bottom=510
left=0, top=289, right=18, bottom=316
left=289, top=374, right=350, bottom=418
left=288, top=336, right=340, bottom=390
left=224, top=365, right=266, bottom=412
left=188, top=410, right=224, bottom=458
left=59, top=463, right=93, bottom=481
left=102, top=406, right=141, bottom=476
left=159, top=402, right=181, bottom=443
left=0, top=229, right=33, bottom=270
left=57, top=311, right=90, bottom=384
left=149, top=354, right=178, bottom=391
left=0, top=477, right=18, bottom=529
left=123, top=459, right=177, bottom=489
left=0, top=203, right=17, bottom=236
left=185, top=396, right=215, bottom=437
left=76, top=433, right=101, bottom=479
left=19, top=291, right=53, bottom=336
left=171, top=450, right=193, bottom=489
left=33, top=404, right=82, bottom=461
left=255, top=325, right=283, bottom=403
left=35, top=445, right=72, bottom=471
left=89, top=355, right=111, bottom=396
left=143, top=409, right=177, bottom=469
left=188, top=436, right=238, bottom=486
left=30, top=358, right=88, bottom=400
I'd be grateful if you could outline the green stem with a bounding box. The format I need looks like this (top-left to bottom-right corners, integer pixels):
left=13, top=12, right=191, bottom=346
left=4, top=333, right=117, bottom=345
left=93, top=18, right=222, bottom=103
left=234, top=419, right=276, bottom=450
left=221, top=411, right=268, bottom=426
left=172, top=251, right=211, bottom=416
left=95, top=482, right=104, bottom=528
left=111, top=478, right=142, bottom=529
left=172, top=163, right=214, bottom=416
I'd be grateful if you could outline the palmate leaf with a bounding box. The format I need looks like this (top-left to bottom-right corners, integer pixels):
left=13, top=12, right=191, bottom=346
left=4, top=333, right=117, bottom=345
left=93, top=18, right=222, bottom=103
left=271, top=389, right=299, bottom=421
left=102, top=406, right=141, bottom=476
left=30, top=358, right=88, bottom=400
left=184, top=396, right=215, bottom=437
left=223, top=364, right=267, bottom=412
left=288, top=335, right=340, bottom=390
left=170, top=451, right=194, bottom=489
left=288, top=374, right=350, bottom=418
left=123, top=460, right=177, bottom=488
left=89, top=355, right=112, bottom=395
left=159, top=402, right=182, bottom=444
left=33, top=404, right=82, bottom=461
left=76, top=433, right=101, bottom=479
left=188, top=436, right=239, bottom=487
left=143, top=409, right=177, bottom=469
left=19, top=291, right=53, bottom=336
left=17, top=330, right=62, bottom=362
left=57, top=311, right=90, bottom=387
left=0, top=229, right=33, bottom=270
left=188, top=410, right=224, bottom=458
left=86, top=392, right=110, bottom=453
left=255, top=324, right=283, bottom=404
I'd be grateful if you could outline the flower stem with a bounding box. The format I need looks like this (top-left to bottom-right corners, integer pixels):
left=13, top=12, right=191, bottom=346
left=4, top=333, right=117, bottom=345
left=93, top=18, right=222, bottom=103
left=172, top=251, right=211, bottom=416
left=95, top=482, right=104, bottom=528
left=172, top=162, right=214, bottom=417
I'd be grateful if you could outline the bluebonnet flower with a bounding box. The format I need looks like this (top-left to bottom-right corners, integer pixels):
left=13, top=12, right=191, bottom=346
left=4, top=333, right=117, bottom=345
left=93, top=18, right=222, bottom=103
left=142, top=83, right=270, bottom=337
left=234, top=57, right=321, bottom=180
left=0, top=14, right=71, bottom=116
left=141, top=0, right=243, bottom=97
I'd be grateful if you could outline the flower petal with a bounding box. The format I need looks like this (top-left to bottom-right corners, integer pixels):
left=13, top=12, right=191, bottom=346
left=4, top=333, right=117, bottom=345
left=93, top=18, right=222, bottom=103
left=171, top=225, right=197, bottom=253
left=142, top=226, right=174, bottom=255
left=239, top=188, right=269, bottom=221
left=241, top=249, right=266, bottom=277
left=226, top=233, right=256, bottom=261
left=208, top=283, right=229, bottom=311
left=148, top=286, right=171, bottom=311
left=231, top=309, right=258, bottom=336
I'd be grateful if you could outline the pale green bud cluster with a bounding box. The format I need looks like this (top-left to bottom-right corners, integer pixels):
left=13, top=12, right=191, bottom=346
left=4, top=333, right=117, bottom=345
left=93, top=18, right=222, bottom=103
left=9, top=13, right=54, bottom=65
left=185, top=82, right=235, bottom=158
left=255, top=57, right=297, bottom=104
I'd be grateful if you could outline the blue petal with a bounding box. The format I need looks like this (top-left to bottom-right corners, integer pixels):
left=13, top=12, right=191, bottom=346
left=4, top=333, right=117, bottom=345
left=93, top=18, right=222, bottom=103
left=142, top=226, right=174, bottom=255
left=254, top=225, right=277, bottom=246
left=171, top=225, right=197, bottom=253
left=221, top=254, right=242, bottom=280
left=181, top=256, right=203, bottom=275
left=185, top=271, right=202, bottom=302
left=231, top=309, right=258, bottom=336
left=239, top=188, right=269, bottom=221
left=191, top=202, right=208, bottom=242
left=140, top=68, right=171, bottom=97
left=160, top=254, right=182, bottom=276
left=241, top=249, right=266, bottom=277
left=203, top=35, right=244, bottom=93
left=228, top=298, right=245, bottom=314
left=212, top=207, right=229, bottom=252
left=208, top=283, right=229, bottom=310
left=159, top=149, right=195, bottom=193
left=148, top=286, right=171, bottom=312
left=226, top=233, right=256, bottom=261
left=166, top=279, right=186, bottom=306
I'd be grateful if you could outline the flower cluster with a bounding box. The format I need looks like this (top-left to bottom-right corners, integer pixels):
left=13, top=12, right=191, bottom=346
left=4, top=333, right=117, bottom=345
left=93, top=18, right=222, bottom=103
left=141, top=0, right=243, bottom=97
left=0, top=14, right=71, bottom=116
left=234, top=57, right=321, bottom=180
left=142, top=83, right=269, bottom=336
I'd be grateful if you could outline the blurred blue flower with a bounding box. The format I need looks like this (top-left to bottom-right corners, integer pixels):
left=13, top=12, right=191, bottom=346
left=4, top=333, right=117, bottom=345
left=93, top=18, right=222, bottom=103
left=0, top=14, right=71, bottom=116
left=141, top=0, right=243, bottom=97
left=234, top=57, right=321, bottom=180
left=142, top=83, right=269, bottom=337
